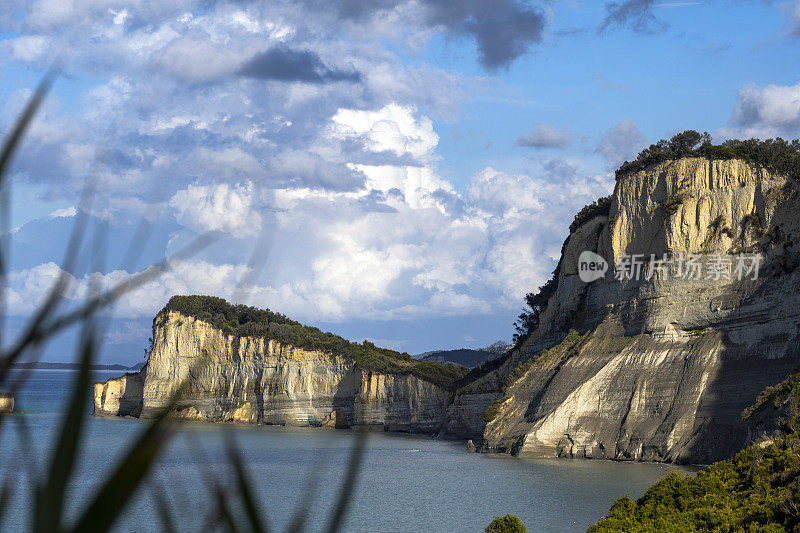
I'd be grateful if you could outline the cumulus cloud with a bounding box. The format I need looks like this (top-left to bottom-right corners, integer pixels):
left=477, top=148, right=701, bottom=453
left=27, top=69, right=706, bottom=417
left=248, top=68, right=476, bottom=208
left=329, top=103, right=439, bottom=160
left=515, top=123, right=571, bottom=149
left=48, top=206, right=77, bottom=219
left=240, top=47, right=361, bottom=84
left=723, top=82, right=800, bottom=138
left=169, top=182, right=264, bottom=237
left=596, top=119, right=647, bottom=168
left=5, top=35, right=50, bottom=61
left=0, top=0, right=620, bottom=334
left=3, top=260, right=252, bottom=318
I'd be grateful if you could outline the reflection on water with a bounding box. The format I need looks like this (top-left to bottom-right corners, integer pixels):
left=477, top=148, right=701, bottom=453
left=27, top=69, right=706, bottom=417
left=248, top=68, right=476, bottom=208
left=0, top=370, right=690, bottom=532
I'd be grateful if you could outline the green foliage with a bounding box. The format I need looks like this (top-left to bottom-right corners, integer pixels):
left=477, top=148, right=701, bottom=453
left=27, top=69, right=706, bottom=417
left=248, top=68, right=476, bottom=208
left=664, top=192, right=690, bottom=214
left=742, top=366, right=800, bottom=429
left=486, top=514, right=527, bottom=533
left=483, top=398, right=505, bottom=423
left=570, top=195, right=613, bottom=233
left=507, top=330, right=588, bottom=388
left=512, top=270, right=559, bottom=348
left=618, top=131, right=800, bottom=181
left=163, top=295, right=468, bottom=389
left=589, top=433, right=800, bottom=532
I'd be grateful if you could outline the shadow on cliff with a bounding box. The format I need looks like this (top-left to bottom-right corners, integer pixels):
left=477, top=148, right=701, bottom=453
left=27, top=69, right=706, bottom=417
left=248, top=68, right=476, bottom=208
left=680, top=279, right=800, bottom=464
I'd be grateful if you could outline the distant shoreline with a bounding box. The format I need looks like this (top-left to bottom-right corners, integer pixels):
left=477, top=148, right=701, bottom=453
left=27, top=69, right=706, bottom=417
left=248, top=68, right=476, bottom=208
left=10, top=362, right=142, bottom=371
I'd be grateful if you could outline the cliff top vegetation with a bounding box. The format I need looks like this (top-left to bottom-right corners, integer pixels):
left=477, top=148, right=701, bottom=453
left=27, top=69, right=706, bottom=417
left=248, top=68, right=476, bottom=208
left=161, top=295, right=468, bottom=389
left=617, top=130, right=800, bottom=180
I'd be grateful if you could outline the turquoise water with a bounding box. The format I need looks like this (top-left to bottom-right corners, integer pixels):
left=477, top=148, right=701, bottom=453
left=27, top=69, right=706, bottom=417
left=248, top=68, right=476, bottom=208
left=0, top=370, right=685, bottom=532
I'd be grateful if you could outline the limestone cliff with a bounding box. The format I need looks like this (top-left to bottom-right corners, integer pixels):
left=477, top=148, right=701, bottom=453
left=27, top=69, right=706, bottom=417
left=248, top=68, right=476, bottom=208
left=0, top=392, right=13, bottom=414
left=452, top=156, right=800, bottom=463
left=94, top=308, right=454, bottom=434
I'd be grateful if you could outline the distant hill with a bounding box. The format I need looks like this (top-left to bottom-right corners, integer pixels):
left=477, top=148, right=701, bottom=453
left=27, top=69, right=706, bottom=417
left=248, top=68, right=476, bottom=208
left=419, top=341, right=509, bottom=368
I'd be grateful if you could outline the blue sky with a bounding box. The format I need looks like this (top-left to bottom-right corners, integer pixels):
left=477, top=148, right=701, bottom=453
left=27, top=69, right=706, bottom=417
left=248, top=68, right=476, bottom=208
left=1, top=0, right=799, bottom=364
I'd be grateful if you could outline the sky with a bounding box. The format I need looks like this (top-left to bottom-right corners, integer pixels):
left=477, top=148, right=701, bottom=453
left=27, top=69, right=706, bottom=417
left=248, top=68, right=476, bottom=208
left=1, top=0, right=799, bottom=365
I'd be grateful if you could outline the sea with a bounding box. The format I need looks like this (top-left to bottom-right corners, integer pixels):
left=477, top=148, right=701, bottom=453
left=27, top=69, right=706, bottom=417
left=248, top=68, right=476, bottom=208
left=0, top=370, right=689, bottom=532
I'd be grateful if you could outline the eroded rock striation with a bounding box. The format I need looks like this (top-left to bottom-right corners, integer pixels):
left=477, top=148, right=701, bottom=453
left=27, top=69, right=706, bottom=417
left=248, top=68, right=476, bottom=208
left=94, top=304, right=461, bottom=434
left=452, top=156, right=800, bottom=463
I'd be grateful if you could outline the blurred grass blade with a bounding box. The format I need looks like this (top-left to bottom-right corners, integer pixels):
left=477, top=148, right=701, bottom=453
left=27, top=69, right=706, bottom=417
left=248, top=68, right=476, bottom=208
left=225, top=433, right=269, bottom=533
left=0, top=231, right=218, bottom=384
left=0, top=73, right=54, bottom=351
left=0, top=73, right=53, bottom=185
left=215, top=484, right=242, bottom=533
left=149, top=477, right=177, bottom=533
left=0, top=478, right=13, bottom=531
left=34, top=321, right=95, bottom=532
left=285, top=455, right=325, bottom=533
left=324, top=430, right=367, bottom=533
left=70, top=346, right=220, bottom=532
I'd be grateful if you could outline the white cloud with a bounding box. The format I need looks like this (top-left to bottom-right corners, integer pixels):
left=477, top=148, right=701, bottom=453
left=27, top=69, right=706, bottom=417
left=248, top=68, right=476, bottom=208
left=722, top=82, right=800, bottom=138
left=0, top=2, right=616, bottom=333
left=48, top=206, right=77, bottom=219
left=6, top=35, right=50, bottom=61
left=169, top=182, right=263, bottom=237
left=330, top=103, right=439, bottom=160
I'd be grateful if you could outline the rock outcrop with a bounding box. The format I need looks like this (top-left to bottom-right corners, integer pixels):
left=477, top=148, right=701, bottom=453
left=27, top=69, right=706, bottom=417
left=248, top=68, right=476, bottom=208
left=94, top=310, right=451, bottom=434
left=452, top=157, right=800, bottom=463
left=0, top=392, right=13, bottom=414
left=93, top=371, right=144, bottom=417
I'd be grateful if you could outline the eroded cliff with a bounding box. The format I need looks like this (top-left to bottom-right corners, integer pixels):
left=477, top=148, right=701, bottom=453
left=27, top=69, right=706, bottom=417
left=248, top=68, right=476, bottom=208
left=453, top=156, right=800, bottom=463
left=95, top=307, right=456, bottom=434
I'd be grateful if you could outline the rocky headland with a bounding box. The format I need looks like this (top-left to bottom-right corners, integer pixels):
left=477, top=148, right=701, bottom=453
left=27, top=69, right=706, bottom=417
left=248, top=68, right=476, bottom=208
left=96, top=135, right=800, bottom=468
left=94, top=296, right=466, bottom=434
left=449, top=136, right=800, bottom=464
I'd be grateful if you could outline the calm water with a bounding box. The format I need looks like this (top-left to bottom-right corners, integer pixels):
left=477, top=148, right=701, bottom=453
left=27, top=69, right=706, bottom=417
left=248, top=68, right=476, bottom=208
left=0, top=370, right=686, bottom=532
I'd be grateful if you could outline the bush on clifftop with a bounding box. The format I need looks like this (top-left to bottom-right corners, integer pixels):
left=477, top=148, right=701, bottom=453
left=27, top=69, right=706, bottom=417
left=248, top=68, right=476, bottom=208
left=486, top=514, right=527, bottom=533
left=618, top=130, right=800, bottom=180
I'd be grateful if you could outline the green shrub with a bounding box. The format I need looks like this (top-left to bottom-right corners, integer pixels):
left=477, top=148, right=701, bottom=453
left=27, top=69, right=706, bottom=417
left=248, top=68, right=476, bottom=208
left=742, top=365, right=800, bottom=428
left=162, top=295, right=468, bottom=389
left=617, top=131, right=800, bottom=181
left=506, top=331, right=588, bottom=388
left=486, top=514, right=527, bottom=533
left=663, top=192, right=690, bottom=214
left=483, top=398, right=505, bottom=423
left=570, top=196, right=613, bottom=233
left=589, top=433, right=800, bottom=532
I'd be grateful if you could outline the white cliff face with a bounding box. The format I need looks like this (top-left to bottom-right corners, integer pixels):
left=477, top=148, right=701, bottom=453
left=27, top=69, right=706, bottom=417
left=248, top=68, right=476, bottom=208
left=0, top=392, right=13, bottom=414
left=459, top=157, right=800, bottom=463
left=95, top=311, right=450, bottom=434
left=93, top=372, right=144, bottom=417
